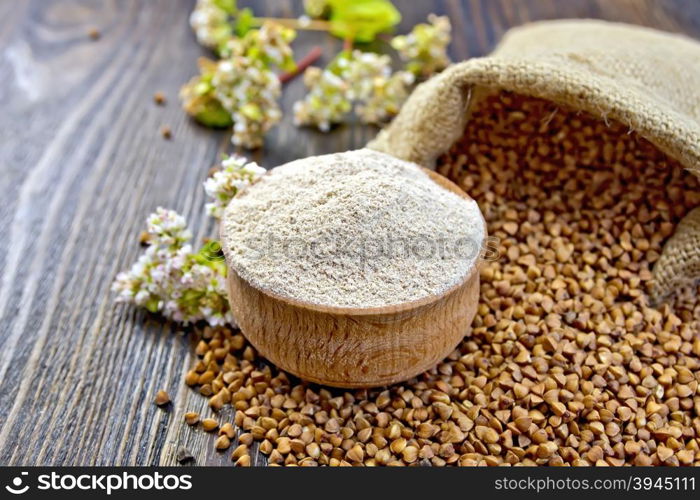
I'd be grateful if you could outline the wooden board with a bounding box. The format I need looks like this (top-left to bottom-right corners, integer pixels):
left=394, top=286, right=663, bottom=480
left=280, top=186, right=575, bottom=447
left=0, top=0, right=698, bottom=466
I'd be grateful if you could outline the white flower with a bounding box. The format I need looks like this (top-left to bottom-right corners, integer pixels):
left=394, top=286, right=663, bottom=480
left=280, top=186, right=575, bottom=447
left=204, top=155, right=265, bottom=218
left=181, top=21, right=296, bottom=148
left=211, top=51, right=283, bottom=149
left=134, top=290, right=150, bottom=306
left=189, top=0, right=232, bottom=50
left=356, top=70, right=415, bottom=124
left=293, top=50, right=414, bottom=130
left=391, top=14, right=451, bottom=77
left=112, top=209, right=233, bottom=326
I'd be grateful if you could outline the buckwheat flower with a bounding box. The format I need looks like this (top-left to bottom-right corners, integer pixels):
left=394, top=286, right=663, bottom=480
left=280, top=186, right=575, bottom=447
left=112, top=208, right=233, bottom=326
left=146, top=207, right=192, bottom=249
left=343, top=51, right=390, bottom=97
left=182, top=22, right=295, bottom=148
left=204, top=155, right=266, bottom=218
left=303, top=65, right=323, bottom=87
left=293, top=65, right=352, bottom=131
left=391, top=14, right=451, bottom=77
left=219, top=21, right=296, bottom=70
left=342, top=52, right=413, bottom=121
left=293, top=50, right=413, bottom=130
left=189, top=0, right=234, bottom=50
left=356, top=70, right=414, bottom=124
left=179, top=58, right=233, bottom=128
left=212, top=55, right=282, bottom=148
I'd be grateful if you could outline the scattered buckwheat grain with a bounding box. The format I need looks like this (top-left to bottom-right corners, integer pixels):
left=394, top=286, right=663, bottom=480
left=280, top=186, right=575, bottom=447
left=154, top=390, right=170, bottom=406
left=184, top=412, right=200, bottom=425
left=154, top=91, right=167, bottom=105
left=184, top=91, right=700, bottom=467
left=201, top=418, right=218, bottom=432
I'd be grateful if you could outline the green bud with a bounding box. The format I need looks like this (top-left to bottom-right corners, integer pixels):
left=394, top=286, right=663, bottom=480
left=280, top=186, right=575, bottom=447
left=195, top=104, right=233, bottom=128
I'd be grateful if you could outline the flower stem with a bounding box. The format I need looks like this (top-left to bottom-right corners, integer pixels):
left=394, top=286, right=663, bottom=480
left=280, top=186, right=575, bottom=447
left=279, top=46, right=323, bottom=84
left=343, top=38, right=354, bottom=52
left=255, top=17, right=332, bottom=31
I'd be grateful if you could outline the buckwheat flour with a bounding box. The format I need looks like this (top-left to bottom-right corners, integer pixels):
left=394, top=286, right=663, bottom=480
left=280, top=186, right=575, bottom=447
left=221, top=149, right=484, bottom=308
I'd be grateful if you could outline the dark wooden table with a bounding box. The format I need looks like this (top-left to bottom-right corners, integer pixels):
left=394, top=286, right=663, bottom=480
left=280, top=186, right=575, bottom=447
left=0, top=0, right=698, bottom=466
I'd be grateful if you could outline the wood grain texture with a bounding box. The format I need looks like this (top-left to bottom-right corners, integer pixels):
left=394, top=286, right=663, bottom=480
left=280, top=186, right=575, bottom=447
left=224, top=169, right=484, bottom=389
left=0, top=0, right=698, bottom=466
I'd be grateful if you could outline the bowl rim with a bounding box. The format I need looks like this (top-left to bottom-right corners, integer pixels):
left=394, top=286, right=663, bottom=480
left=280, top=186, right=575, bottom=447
left=220, top=160, right=487, bottom=316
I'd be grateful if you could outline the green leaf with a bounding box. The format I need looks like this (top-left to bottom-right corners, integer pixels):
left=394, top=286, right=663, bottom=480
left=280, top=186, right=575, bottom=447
left=195, top=102, right=233, bottom=128
left=406, top=61, right=423, bottom=75
left=195, top=241, right=224, bottom=264
left=234, top=7, right=255, bottom=37
left=180, top=289, right=205, bottom=309
left=194, top=241, right=228, bottom=275
left=145, top=296, right=160, bottom=313
left=328, top=0, right=400, bottom=42
left=212, top=0, right=237, bottom=15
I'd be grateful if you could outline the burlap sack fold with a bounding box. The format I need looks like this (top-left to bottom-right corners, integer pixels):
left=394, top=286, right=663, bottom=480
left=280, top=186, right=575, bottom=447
left=368, top=19, right=700, bottom=300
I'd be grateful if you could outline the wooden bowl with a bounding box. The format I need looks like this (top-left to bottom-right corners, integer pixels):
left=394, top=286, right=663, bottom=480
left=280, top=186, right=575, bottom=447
left=223, top=170, right=486, bottom=388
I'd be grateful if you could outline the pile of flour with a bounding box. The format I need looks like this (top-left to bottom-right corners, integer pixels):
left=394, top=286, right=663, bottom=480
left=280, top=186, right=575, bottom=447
left=221, top=149, right=485, bottom=308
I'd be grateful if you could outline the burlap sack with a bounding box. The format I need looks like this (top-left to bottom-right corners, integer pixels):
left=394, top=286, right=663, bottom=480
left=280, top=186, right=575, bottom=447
left=368, top=19, right=700, bottom=301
